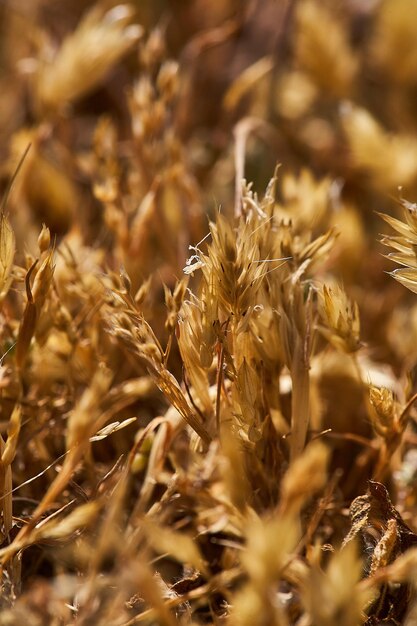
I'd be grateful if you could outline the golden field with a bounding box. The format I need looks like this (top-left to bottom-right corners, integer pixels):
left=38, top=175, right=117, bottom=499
left=2, top=1, right=417, bottom=624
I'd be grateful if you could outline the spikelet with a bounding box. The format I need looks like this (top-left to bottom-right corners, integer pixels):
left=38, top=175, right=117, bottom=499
left=280, top=440, right=329, bottom=515
left=279, top=280, right=313, bottom=460
left=140, top=518, right=209, bottom=577
left=0, top=212, right=15, bottom=301
left=181, top=171, right=339, bottom=462
left=229, top=440, right=329, bottom=626
left=223, top=56, right=273, bottom=112
left=157, top=60, right=179, bottom=103
left=280, top=169, right=331, bottom=230
left=303, top=542, right=374, bottom=626
left=0, top=145, right=20, bottom=301
left=368, top=385, right=397, bottom=438
left=35, top=501, right=101, bottom=542
left=372, top=0, right=417, bottom=85
left=275, top=70, right=317, bottom=120
left=295, top=0, right=357, bottom=97
left=200, top=213, right=268, bottom=319
left=342, top=104, right=417, bottom=189
left=66, top=365, right=112, bottom=450
left=16, top=242, right=55, bottom=368
left=164, top=278, right=188, bottom=335
left=177, top=296, right=214, bottom=417
left=318, top=283, right=361, bottom=354
left=380, top=198, right=417, bottom=294
left=107, top=305, right=212, bottom=444
left=35, top=5, right=143, bottom=114
left=9, top=129, right=77, bottom=233
left=230, top=511, right=301, bottom=626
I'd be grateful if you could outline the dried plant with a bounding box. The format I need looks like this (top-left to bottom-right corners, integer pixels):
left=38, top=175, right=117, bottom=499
left=2, top=1, right=417, bottom=624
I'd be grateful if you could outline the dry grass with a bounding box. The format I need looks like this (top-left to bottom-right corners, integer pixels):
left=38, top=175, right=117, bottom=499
left=2, top=1, right=417, bottom=624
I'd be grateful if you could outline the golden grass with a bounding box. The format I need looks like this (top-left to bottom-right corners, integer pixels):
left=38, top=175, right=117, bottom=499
left=2, top=1, right=417, bottom=624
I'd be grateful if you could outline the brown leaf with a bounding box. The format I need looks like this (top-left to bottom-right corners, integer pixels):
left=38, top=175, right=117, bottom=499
left=343, top=481, right=417, bottom=623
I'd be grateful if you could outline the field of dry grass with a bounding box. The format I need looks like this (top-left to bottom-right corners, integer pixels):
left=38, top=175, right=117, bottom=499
left=3, top=1, right=417, bottom=624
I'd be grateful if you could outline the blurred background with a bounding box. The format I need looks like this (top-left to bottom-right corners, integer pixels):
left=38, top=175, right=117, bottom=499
left=2, top=2, right=417, bottom=620
left=3, top=0, right=417, bottom=374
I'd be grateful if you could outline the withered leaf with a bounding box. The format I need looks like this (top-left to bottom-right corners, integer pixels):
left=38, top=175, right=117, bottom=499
left=343, top=481, right=417, bottom=624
